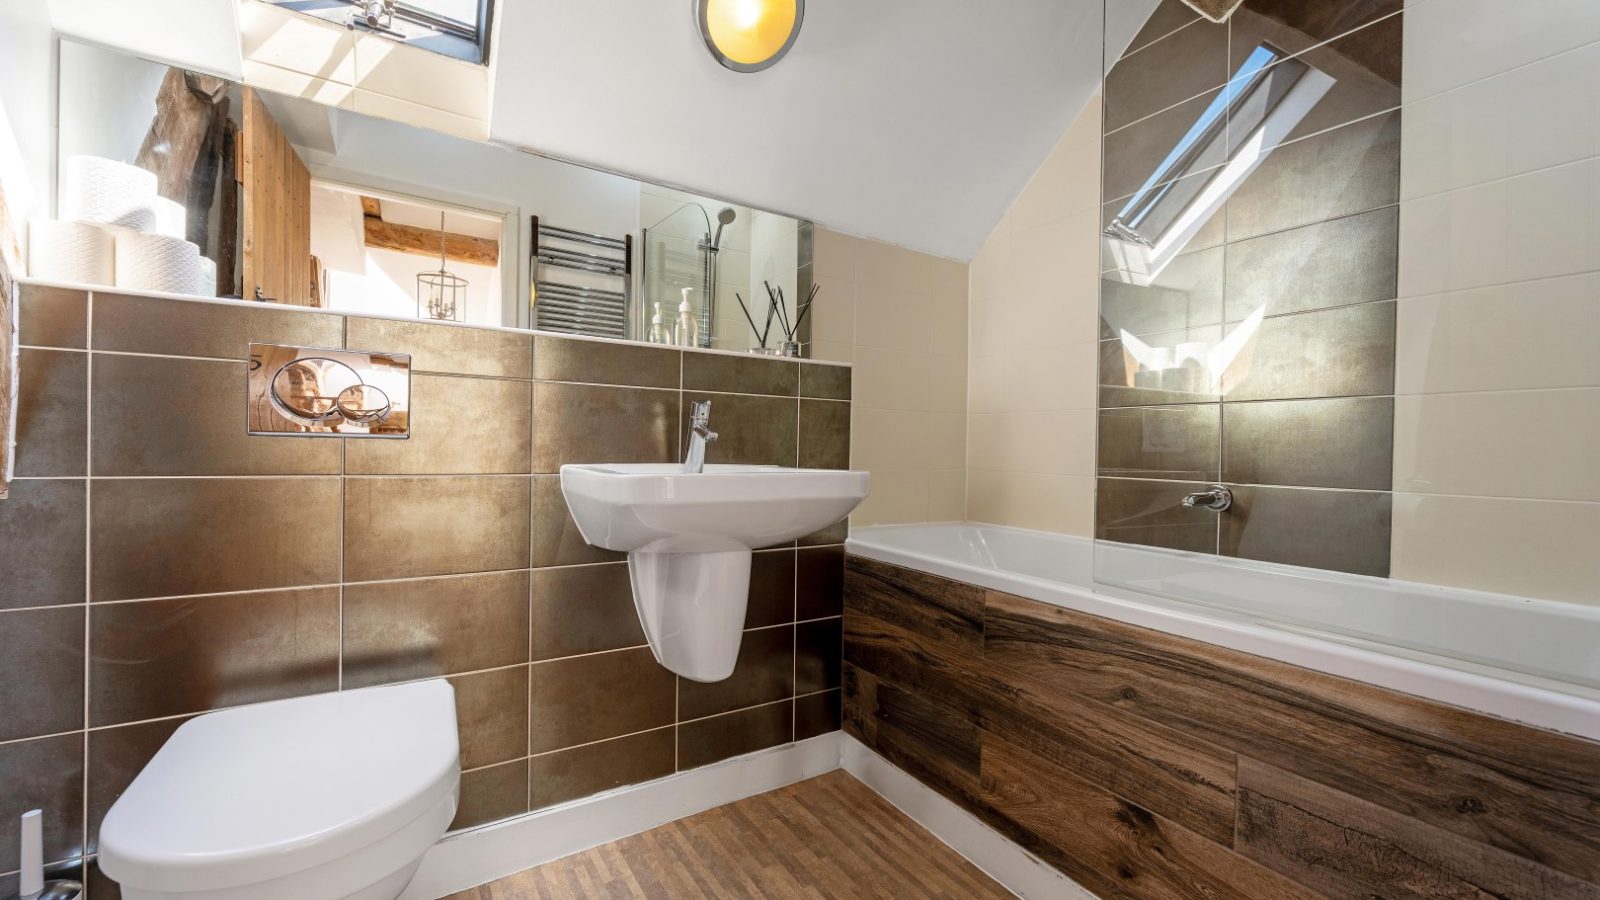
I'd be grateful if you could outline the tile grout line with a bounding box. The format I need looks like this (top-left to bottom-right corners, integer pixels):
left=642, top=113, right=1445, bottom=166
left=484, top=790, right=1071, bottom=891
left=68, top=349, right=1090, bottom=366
left=80, top=289, right=94, bottom=875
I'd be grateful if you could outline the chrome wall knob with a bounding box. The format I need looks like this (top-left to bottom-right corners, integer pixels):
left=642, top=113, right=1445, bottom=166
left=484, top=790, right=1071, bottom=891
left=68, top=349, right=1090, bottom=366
left=1182, top=484, right=1233, bottom=512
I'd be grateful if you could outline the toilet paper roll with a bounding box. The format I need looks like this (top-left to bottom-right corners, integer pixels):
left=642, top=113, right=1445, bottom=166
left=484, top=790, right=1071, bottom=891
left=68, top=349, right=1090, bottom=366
left=60, top=156, right=159, bottom=232
left=27, top=219, right=115, bottom=285
left=195, top=256, right=218, bottom=296
left=152, top=196, right=188, bottom=240
left=114, top=231, right=201, bottom=294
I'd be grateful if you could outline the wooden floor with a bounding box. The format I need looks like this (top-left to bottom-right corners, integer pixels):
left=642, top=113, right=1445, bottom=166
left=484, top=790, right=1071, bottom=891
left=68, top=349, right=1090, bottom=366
left=443, top=770, right=1014, bottom=899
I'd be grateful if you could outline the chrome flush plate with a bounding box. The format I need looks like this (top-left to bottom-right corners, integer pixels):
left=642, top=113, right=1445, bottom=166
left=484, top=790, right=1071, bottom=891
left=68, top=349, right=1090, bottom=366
left=247, top=343, right=411, bottom=438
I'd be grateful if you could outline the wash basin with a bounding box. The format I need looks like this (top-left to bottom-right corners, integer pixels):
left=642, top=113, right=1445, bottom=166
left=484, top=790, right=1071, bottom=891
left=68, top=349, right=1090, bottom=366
left=561, top=463, right=870, bottom=553
left=560, top=463, right=869, bottom=682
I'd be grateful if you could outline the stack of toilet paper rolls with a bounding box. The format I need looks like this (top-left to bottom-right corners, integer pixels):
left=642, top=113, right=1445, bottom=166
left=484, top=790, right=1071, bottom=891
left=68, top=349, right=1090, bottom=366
left=28, top=155, right=216, bottom=295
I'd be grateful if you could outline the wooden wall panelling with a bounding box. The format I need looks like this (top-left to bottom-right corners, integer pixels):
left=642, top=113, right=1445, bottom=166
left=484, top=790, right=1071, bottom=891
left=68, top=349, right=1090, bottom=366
left=982, top=734, right=1325, bottom=900
left=1236, top=758, right=1600, bottom=900
left=843, top=556, right=1600, bottom=900
left=982, top=591, right=1600, bottom=885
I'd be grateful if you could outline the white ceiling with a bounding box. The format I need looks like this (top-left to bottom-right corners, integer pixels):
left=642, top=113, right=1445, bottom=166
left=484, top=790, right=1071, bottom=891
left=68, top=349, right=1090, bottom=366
left=488, top=0, right=1107, bottom=261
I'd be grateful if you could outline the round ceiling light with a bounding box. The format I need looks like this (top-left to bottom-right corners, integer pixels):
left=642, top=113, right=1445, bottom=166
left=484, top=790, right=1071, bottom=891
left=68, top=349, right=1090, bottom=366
left=696, top=0, right=805, bottom=73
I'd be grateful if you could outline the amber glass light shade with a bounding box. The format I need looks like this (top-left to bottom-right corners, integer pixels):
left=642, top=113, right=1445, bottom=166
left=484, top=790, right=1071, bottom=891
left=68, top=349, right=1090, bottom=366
left=697, top=0, right=804, bottom=72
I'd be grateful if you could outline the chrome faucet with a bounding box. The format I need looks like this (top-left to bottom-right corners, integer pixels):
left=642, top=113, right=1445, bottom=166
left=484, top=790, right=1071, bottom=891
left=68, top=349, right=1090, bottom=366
left=684, top=400, right=718, bottom=474
left=1182, top=484, right=1232, bottom=512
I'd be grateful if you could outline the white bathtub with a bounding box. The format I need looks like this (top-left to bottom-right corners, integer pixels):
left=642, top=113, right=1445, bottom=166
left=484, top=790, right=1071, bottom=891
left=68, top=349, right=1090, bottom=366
left=847, top=523, right=1600, bottom=741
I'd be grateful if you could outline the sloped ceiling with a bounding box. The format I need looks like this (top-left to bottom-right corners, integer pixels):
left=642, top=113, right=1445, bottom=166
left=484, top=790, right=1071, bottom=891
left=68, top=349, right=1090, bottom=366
left=489, top=0, right=1106, bottom=260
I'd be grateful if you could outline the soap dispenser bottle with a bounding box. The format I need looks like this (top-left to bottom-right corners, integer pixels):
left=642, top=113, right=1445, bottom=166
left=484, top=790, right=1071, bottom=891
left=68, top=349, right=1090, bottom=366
left=673, top=287, right=700, bottom=348
left=647, top=301, right=672, bottom=345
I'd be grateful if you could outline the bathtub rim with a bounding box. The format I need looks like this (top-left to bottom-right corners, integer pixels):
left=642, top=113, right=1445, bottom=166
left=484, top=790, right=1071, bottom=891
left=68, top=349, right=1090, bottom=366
left=845, top=522, right=1600, bottom=742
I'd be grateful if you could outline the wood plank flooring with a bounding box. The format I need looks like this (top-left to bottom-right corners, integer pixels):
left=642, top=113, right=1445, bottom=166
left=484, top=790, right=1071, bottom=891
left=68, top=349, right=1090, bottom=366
left=443, top=770, right=1014, bottom=900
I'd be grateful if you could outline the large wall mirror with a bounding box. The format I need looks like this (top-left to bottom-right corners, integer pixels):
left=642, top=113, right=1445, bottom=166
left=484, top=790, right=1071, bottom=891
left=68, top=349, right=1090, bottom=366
left=47, top=38, right=814, bottom=355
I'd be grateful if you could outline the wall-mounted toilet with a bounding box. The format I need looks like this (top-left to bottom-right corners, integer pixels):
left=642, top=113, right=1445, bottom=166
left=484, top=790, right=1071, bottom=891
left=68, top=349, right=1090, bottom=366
left=99, top=680, right=459, bottom=900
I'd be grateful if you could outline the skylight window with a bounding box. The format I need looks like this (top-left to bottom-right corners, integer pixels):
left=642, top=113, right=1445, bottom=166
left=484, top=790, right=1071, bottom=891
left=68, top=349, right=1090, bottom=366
left=269, top=0, right=494, bottom=64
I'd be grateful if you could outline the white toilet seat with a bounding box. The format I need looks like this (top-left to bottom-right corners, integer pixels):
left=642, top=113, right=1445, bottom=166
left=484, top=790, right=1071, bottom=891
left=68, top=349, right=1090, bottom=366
left=99, top=681, right=460, bottom=900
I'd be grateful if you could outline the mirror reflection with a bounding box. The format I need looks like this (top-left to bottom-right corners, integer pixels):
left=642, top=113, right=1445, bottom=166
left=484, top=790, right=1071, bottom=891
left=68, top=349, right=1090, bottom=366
left=48, top=39, right=814, bottom=355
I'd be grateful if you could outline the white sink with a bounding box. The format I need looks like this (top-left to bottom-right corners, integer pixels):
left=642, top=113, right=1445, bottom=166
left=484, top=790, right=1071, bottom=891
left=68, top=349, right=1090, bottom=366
left=561, top=463, right=869, bottom=682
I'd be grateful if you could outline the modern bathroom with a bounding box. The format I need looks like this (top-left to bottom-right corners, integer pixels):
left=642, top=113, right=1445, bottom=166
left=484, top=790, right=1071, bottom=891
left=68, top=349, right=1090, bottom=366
left=0, top=0, right=1595, bottom=898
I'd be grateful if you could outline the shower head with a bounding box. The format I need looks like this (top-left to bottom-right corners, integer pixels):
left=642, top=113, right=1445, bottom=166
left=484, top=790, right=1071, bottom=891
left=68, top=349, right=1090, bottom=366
left=711, top=207, right=737, bottom=249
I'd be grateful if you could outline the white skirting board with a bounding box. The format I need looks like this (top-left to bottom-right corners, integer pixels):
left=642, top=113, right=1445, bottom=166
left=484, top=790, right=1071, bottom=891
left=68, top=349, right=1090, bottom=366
left=401, top=733, right=844, bottom=899
left=403, top=731, right=1097, bottom=900
left=840, top=736, right=1098, bottom=900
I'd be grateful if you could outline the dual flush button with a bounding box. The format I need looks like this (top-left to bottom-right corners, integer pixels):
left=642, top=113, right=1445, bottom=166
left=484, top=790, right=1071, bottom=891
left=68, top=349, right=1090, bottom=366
left=247, top=343, right=412, bottom=438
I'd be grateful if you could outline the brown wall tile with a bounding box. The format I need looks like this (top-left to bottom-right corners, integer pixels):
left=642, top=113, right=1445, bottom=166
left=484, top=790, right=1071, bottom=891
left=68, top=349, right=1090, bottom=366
left=533, top=382, right=679, bottom=472
left=91, top=355, right=340, bottom=476
left=529, top=727, right=675, bottom=810
left=683, top=391, right=798, bottom=467
left=86, top=717, right=188, bottom=854
left=18, top=284, right=87, bottom=348
left=1100, top=246, right=1225, bottom=340
left=0, top=606, right=85, bottom=741
left=529, top=647, right=674, bottom=754
left=745, top=550, right=797, bottom=629
left=347, top=374, right=532, bottom=475
left=451, top=758, right=529, bottom=830
left=682, top=353, right=797, bottom=396
left=678, top=700, right=792, bottom=770
left=1230, top=0, right=1402, bottom=75
left=1103, top=87, right=1227, bottom=203
left=344, top=571, right=531, bottom=688
left=1223, top=397, right=1394, bottom=490
left=15, top=349, right=86, bottom=477
left=344, top=476, right=530, bottom=581
left=795, top=689, right=842, bottom=741
left=89, top=588, right=339, bottom=726
left=1238, top=13, right=1404, bottom=151
left=1220, top=485, right=1392, bottom=576
left=1097, top=405, right=1220, bottom=481
left=346, top=315, right=532, bottom=379
left=1122, top=0, right=1200, bottom=57
left=1224, top=112, right=1401, bottom=242
left=0, top=734, right=84, bottom=870
left=534, top=335, right=679, bottom=388
left=798, top=519, right=848, bottom=549
left=1221, top=300, right=1396, bottom=401
left=679, top=625, right=795, bottom=720
left=530, top=562, right=645, bottom=660
left=799, top=363, right=851, bottom=401
left=1095, top=477, right=1217, bottom=553
left=796, top=618, right=843, bottom=695
left=0, top=479, right=86, bottom=609
left=532, top=475, right=623, bottom=567
left=92, top=478, right=340, bottom=601
left=798, top=399, right=849, bottom=470
left=450, top=666, right=530, bottom=770
left=797, top=546, right=845, bottom=620
left=1104, top=18, right=1229, bottom=132
left=92, top=293, right=342, bottom=360
left=1224, top=207, right=1399, bottom=322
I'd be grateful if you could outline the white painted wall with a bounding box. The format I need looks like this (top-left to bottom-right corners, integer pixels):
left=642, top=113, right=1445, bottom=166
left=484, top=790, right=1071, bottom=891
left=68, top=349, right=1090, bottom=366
left=0, top=0, right=59, bottom=265
left=57, top=41, right=169, bottom=167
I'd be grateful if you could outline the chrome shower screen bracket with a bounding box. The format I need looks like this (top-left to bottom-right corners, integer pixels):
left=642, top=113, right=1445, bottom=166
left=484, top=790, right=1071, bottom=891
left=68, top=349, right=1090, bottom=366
left=246, top=343, right=412, bottom=438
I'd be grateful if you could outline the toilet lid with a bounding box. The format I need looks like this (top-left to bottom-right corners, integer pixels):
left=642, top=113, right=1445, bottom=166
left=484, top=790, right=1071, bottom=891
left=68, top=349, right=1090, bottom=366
left=98, top=680, right=460, bottom=893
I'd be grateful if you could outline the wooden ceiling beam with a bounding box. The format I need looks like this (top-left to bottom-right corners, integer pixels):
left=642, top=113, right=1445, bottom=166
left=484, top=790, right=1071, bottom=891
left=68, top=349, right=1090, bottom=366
left=362, top=216, right=499, bottom=266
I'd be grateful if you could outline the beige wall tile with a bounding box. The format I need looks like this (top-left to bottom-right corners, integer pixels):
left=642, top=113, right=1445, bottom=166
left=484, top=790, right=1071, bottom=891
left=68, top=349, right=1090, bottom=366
left=967, top=470, right=1094, bottom=536
left=1393, top=389, right=1600, bottom=502
left=1391, top=493, right=1600, bottom=605
left=960, top=93, right=1103, bottom=535
left=1395, top=275, right=1600, bottom=394
left=968, top=410, right=1095, bottom=477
